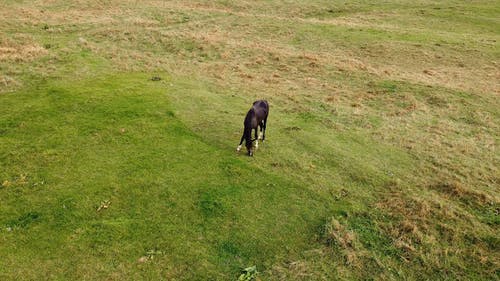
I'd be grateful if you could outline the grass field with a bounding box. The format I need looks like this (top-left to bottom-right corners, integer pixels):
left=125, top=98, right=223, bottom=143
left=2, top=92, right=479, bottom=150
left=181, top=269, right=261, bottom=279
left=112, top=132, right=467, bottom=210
left=1, top=1, right=499, bottom=280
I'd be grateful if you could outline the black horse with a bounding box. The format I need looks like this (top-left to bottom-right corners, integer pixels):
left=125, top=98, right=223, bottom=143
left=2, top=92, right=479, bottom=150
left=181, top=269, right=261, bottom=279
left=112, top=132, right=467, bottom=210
left=237, top=100, right=269, bottom=156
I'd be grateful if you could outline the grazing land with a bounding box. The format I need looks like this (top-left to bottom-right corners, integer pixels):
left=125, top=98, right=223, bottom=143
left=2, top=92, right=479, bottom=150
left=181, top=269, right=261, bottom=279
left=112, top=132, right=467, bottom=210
left=0, top=1, right=498, bottom=280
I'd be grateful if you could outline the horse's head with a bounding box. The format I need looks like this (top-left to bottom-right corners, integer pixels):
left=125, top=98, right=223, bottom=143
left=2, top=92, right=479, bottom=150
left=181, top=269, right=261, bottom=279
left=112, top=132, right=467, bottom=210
left=246, top=141, right=254, bottom=156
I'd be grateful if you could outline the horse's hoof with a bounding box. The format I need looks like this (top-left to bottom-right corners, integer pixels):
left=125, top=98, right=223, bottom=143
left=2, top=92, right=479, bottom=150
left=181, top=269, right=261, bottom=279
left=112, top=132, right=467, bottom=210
left=236, top=145, right=242, bottom=152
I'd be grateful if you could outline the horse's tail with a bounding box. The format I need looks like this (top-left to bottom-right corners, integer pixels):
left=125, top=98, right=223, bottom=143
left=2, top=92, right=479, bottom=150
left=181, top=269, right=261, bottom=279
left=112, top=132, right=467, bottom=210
left=263, top=100, right=269, bottom=117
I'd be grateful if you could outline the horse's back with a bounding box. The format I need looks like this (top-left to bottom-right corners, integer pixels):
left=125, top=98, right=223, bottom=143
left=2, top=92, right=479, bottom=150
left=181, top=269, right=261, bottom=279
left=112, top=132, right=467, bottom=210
left=252, top=100, right=269, bottom=119
left=253, top=100, right=268, bottom=110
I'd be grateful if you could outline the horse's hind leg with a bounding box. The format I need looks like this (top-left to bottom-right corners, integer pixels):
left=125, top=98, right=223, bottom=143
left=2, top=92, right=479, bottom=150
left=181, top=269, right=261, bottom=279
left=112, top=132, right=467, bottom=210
left=254, top=127, right=259, bottom=148
left=258, top=121, right=264, bottom=140
left=262, top=116, right=268, bottom=141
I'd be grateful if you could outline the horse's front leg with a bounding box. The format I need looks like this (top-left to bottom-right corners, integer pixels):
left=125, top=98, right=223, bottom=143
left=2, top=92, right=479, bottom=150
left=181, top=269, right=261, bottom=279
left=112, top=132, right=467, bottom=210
left=237, top=130, right=245, bottom=152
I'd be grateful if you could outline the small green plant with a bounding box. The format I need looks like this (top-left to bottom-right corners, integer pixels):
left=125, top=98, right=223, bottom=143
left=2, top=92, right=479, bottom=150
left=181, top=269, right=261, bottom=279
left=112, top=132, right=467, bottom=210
left=7, top=212, right=41, bottom=229
left=238, top=266, right=258, bottom=281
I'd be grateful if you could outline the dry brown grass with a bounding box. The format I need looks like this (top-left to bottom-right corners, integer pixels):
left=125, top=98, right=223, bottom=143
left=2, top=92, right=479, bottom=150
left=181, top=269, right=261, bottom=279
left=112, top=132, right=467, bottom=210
left=0, top=37, right=48, bottom=62
left=321, top=217, right=362, bottom=267
left=375, top=187, right=499, bottom=273
left=4, top=0, right=498, bottom=95
left=0, top=45, right=47, bottom=61
left=0, top=75, right=21, bottom=91
left=149, top=1, right=500, bottom=95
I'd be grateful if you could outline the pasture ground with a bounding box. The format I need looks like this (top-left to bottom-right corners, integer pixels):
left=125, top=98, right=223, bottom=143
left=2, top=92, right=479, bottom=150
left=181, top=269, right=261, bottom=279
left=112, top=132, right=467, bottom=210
left=0, top=1, right=499, bottom=280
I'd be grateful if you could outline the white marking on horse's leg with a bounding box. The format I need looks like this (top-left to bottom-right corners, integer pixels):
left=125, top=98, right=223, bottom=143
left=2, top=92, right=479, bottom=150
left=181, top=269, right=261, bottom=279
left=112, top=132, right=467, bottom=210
left=237, top=145, right=242, bottom=152
left=258, top=132, right=263, bottom=140
left=255, top=140, right=259, bottom=148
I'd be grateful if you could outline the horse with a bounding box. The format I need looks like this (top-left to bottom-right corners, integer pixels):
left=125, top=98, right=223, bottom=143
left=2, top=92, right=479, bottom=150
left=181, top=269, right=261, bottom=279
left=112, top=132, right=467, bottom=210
left=237, top=100, right=269, bottom=156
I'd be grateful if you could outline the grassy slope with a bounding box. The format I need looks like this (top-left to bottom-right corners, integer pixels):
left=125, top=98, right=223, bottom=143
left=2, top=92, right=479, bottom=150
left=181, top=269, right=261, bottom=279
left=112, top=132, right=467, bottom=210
left=1, top=1, right=499, bottom=280
left=0, top=75, right=336, bottom=279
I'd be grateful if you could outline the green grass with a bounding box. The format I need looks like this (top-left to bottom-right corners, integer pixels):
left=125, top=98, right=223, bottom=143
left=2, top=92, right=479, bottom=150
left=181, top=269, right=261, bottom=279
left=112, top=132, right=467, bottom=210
left=1, top=0, right=499, bottom=280
left=0, top=75, right=336, bottom=279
